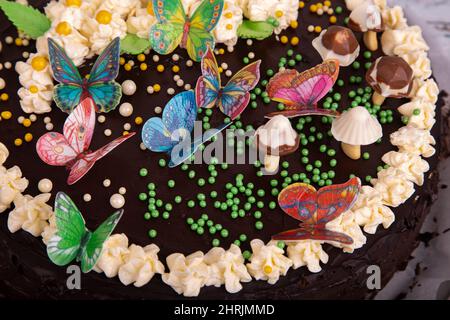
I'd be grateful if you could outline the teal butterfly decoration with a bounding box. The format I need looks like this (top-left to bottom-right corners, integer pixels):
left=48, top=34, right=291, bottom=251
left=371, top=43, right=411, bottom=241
left=47, top=192, right=123, bottom=273
left=48, top=37, right=122, bottom=113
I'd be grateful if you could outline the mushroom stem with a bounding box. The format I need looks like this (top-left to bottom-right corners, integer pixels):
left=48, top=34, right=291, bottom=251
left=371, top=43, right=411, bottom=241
left=363, top=31, right=378, bottom=51
left=341, top=142, right=361, bottom=160
left=372, top=92, right=386, bottom=106
left=264, top=154, right=280, bottom=173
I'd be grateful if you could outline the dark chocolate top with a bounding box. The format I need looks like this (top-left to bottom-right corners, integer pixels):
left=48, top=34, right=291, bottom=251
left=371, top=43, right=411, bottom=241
left=322, top=26, right=359, bottom=56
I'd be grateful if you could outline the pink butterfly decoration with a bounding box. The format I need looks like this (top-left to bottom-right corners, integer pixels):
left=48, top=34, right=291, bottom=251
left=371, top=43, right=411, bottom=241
left=266, top=59, right=341, bottom=118
left=36, top=98, right=136, bottom=185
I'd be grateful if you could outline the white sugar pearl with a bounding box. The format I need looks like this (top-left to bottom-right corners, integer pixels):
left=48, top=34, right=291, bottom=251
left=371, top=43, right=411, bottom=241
left=98, top=115, right=106, bottom=123
left=172, top=54, right=180, bottom=62
left=44, top=116, right=51, bottom=124
left=118, top=187, right=126, bottom=195
left=0, top=77, right=4, bottom=90
left=308, top=25, right=315, bottom=32
left=147, top=86, right=154, bottom=94
left=144, top=48, right=151, bottom=55
left=327, top=8, right=334, bottom=15
left=22, top=39, right=29, bottom=46
left=29, top=114, right=37, bottom=122
left=45, top=123, right=54, bottom=131
left=152, top=55, right=160, bottom=62
left=186, top=60, right=193, bottom=67
left=104, top=129, right=112, bottom=136
left=4, top=62, right=12, bottom=69
left=17, top=116, right=24, bottom=124
left=221, top=63, right=228, bottom=70
left=22, top=52, right=29, bottom=59
left=140, top=142, right=147, bottom=150
left=38, top=178, right=53, bottom=193
left=119, top=102, right=133, bottom=117
left=246, top=39, right=253, bottom=46
left=225, top=70, right=232, bottom=77
left=167, top=88, right=175, bottom=95
left=227, top=46, right=234, bottom=53
left=317, top=8, right=324, bottom=15
left=154, top=106, right=162, bottom=114
left=103, top=179, right=111, bottom=187
left=184, top=84, right=191, bottom=90
left=5, top=36, right=13, bottom=44
left=110, top=193, right=125, bottom=209
left=83, top=193, right=92, bottom=202
left=248, top=52, right=255, bottom=59
left=176, top=79, right=184, bottom=87
left=127, top=60, right=135, bottom=67
left=122, top=80, right=137, bottom=96
left=123, top=123, right=131, bottom=131
left=173, top=74, right=180, bottom=81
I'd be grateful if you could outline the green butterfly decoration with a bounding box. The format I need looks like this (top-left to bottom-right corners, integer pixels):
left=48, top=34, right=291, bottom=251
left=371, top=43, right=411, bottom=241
left=47, top=192, right=123, bottom=273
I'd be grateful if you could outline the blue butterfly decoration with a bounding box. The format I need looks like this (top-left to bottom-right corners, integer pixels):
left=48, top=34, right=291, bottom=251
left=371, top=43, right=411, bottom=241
left=141, top=91, right=231, bottom=168
left=48, top=37, right=122, bottom=113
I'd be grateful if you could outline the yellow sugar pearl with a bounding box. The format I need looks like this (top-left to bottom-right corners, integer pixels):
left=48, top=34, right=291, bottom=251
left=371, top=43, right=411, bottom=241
left=314, top=26, right=322, bottom=33
left=124, top=63, right=132, bottom=71
left=55, top=21, right=72, bottom=36
left=24, top=133, right=33, bottom=142
left=96, top=10, right=112, bottom=25
left=156, top=64, right=165, bottom=72
left=317, top=3, right=323, bottom=9
left=119, top=57, right=125, bottom=65
left=153, top=84, right=161, bottom=92
left=172, top=65, right=180, bottom=73
left=275, top=10, right=283, bottom=18
left=15, top=38, right=23, bottom=46
left=299, top=1, right=305, bottom=9
left=290, top=20, right=298, bottom=29
left=218, top=67, right=223, bottom=73
left=22, top=118, right=32, bottom=127
left=226, top=24, right=233, bottom=30
left=329, top=16, right=337, bottom=24
left=31, top=56, right=48, bottom=71
left=280, top=35, right=289, bottom=44
left=29, top=85, right=39, bottom=94
left=1, top=111, right=12, bottom=120
left=0, top=93, right=9, bottom=101
left=324, top=0, right=332, bottom=7
left=218, top=48, right=225, bottom=55
left=263, top=265, right=273, bottom=275
left=147, top=2, right=154, bottom=15
left=137, top=54, right=146, bottom=62
left=123, top=131, right=129, bottom=135
left=14, top=138, right=23, bottom=147
left=134, top=116, right=143, bottom=125
left=66, top=0, right=82, bottom=7
left=225, top=12, right=233, bottom=19
left=310, top=4, right=318, bottom=12
left=140, top=63, right=148, bottom=71
left=290, top=36, right=300, bottom=46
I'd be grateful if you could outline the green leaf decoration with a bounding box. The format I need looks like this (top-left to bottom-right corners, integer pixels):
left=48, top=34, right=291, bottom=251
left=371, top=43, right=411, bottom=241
left=237, top=20, right=275, bottom=40
left=0, top=0, right=51, bottom=39
left=120, top=33, right=151, bottom=55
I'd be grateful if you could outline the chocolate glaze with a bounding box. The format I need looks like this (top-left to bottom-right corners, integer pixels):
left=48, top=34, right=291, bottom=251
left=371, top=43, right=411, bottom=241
left=0, top=0, right=445, bottom=299
left=366, top=56, right=414, bottom=96
left=322, top=26, right=359, bottom=56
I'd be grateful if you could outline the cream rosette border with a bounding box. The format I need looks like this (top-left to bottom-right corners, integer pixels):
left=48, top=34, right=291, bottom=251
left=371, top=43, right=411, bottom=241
left=0, top=1, right=439, bottom=297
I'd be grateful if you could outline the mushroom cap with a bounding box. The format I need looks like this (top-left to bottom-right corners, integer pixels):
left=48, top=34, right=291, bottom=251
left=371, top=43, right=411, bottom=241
left=348, top=1, right=384, bottom=32
left=331, top=106, right=382, bottom=145
left=312, top=26, right=360, bottom=67
left=366, top=56, right=414, bottom=98
left=255, top=115, right=299, bottom=156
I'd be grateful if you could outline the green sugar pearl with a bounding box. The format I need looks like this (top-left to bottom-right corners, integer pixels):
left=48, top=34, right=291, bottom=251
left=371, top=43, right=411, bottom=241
left=254, top=210, right=262, bottom=219
left=266, top=69, right=274, bottom=77
left=220, top=229, right=229, bottom=238
left=363, top=51, right=372, bottom=59
left=148, top=229, right=157, bottom=238
left=239, top=234, right=248, bottom=242
left=138, top=193, right=147, bottom=201
left=147, top=182, right=156, bottom=190
left=243, top=57, right=250, bottom=64
left=139, top=168, right=148, bottom=177
left=269, top=201, right=277, bottom=210
left=413, top=108, right=421, bottom=115
left=167, top=179, right=175, bottom=188
left=144, top=212, right=151, bottom=220
left=287, top=49, right=294, bottom=56
left=212, top=238, right=220, bottom=247
left=162, top=211, right=170, bottom=219
left=255, top=221, right=264, bottom=230
left=158, top=159, right=166, bottom=167
left=243, top=250, right=251, bottom=260
left=363, top=152, right=370, bottom=160
left=295, top=54, right=303, bottom=62
left=174, top=195, right=182, bottom=204
left=319, top=145, right=327, bottom=153
left=186, top=217, right=194, bottom=225
left=187, top=200, right=195, bottom=208
left=352, top=61, right=361, bottom=69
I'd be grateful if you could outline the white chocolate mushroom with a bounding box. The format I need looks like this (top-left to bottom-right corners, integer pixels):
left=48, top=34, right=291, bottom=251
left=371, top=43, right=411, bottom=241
left=331, top=107, right=382, bottom=160
left=312, top=26, right=360, bottom=67
left=255, top=115, right=299, bottom=173
left=348, top=0, right=384, bottom=51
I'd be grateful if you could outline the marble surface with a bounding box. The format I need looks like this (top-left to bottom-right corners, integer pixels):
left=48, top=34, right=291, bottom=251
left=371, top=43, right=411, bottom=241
left=376, top=0, right=450, bottom=300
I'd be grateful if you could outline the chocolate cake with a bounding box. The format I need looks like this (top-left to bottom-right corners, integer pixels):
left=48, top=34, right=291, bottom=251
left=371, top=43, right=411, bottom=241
left=0, top=0, right=444, bottom=299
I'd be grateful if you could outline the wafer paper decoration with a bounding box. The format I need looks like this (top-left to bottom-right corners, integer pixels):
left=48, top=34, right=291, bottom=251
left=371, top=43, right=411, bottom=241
left=266, top=60, right=341, bottom=118
left=196, top=46, right=261, bottom=120
left=48, top=37, right=121, bottom=113
left=141, top=90, right=231, bottom=167
left=47, top=192, right=123, bottom=273
left=272, top=177, right=361, bottom=244
left=149, top=0, right=224, bottom=62
left=36, top=98, right=136, bottom=185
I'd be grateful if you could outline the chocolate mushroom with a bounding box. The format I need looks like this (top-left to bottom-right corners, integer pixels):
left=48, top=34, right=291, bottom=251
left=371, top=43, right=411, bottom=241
left=331, top=106, right=382, bottom=160
left=312, top=26, right=360, bottom=67
left=348, top=0, right=384, bottom=51
left=255, top=115, right=299, bottom=173
left=366, top=56, right=414, bottom=106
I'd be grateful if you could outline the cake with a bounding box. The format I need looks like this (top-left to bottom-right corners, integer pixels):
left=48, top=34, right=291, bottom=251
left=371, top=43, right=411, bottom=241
left=0, top=0, right=443, bottom=299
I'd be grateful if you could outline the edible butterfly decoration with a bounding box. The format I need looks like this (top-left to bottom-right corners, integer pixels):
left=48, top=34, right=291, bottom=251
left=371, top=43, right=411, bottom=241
left=272, top=177, right=361, bottom=244
left=149, top=0, right=224, bottom=62
left=266, top=59, right=341, bottom=118
left=48, top=37, right=122, bottom=113
left=36, top=98, right=136, bottom=185
left=47, top=192, right=123, bottom=273
left=141, top=90, right=231, bottom=168
left=196, top=46, right=261, bottom=120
